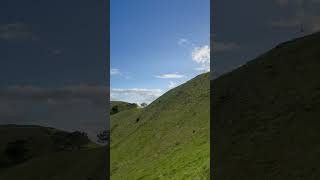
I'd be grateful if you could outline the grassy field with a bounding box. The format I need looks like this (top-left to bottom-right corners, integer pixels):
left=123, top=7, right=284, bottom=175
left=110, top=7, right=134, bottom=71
left=110, top=73, right=210, bottom=179
left=0, top=125, right=108, bottom=180
left=213, top=32, right=320, bottom=179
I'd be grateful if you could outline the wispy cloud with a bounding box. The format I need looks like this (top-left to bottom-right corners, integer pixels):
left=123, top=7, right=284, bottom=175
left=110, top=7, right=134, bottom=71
left=0, top=85, right=108, bottom=106
left=0, top=85, right=108, bottom=141
left=110, top=68, right=131, bottom=79
left=111, top=88, right=162, bottom=104
left=111, top=68, right=121, bottom=75
left=192, top=45, right=210, bottom=72
left=0, top=23, right=34, bottom=41
left=177, top=38, right=195, bottom=47
left=168, top=81, right=177, bottom=89
left=155, top=73, right=185, bottom=79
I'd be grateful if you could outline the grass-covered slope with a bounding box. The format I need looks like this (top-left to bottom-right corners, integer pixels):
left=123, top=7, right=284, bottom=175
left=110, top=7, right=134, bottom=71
left=0, top=125, right=58, bottom=161
left=111, top=73, right=210, bottom=179
left=0, top=125, right=107, bottom=180
left=213, top=32, right=320, bottom=179
left=0, top=147, right=107, bottom=180
left=110, top=101, right=138, bottom=115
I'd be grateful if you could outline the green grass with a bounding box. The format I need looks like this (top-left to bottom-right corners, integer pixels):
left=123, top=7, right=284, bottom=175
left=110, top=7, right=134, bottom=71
left=110, top=101, right=138, bottom=115
left=0, top=125, right=62, bottom=164
left=110, top=73, right=210, bottom=179
left=0, top=147, right=107, bottom=180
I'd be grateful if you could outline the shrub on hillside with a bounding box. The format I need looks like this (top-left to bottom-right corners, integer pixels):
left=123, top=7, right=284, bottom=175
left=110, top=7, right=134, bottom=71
left=111, top=106, right=119, bottom=115
left=4, top=139, right=32, bottom=164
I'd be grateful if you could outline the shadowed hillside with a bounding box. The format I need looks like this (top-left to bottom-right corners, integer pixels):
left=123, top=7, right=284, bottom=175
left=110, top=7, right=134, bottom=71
left=0, top=125, right=107, bottom=180
left=111, top=73, right=210, bottom=179
left=213, top=32, right=320, bottom=179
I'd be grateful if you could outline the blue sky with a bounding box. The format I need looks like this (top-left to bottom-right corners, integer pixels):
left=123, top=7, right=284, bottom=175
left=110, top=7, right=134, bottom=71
left=110, top=0, right=210, bottom=104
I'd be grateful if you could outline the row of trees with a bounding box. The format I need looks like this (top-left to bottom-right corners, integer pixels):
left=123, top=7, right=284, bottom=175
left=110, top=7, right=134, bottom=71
left=51, top=131, right=90, bottom=151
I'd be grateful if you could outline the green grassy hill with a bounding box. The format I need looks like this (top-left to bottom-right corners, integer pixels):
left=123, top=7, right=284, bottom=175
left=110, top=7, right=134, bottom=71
left=111, top=73, right=210, bottom=179
left=110, top=101, right=138, bottom=115
left=213, top=32, right=320, bottom=179
left=0, top=147, right=107, bottom=180
left=0, top=125, right=107, bottom=180
left=0, top=125, right=58, bottom=163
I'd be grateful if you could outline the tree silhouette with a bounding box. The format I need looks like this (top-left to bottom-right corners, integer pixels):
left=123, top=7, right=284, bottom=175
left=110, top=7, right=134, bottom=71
left=97, top=130, right=109, bottom=144
left=4, top=139, right=32, bottom=163
left=111, top=106, right=119, bottom=115
left=140, top=103, right=148, bottom=108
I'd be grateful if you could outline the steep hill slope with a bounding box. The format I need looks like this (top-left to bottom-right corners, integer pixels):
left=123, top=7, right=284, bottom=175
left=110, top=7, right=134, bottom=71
left=111, top=73, right=210, bottom=179
left=213, top=32, right=320, bottom=179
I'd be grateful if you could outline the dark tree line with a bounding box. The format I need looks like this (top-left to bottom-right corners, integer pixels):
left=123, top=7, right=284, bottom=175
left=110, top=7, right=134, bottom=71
left=51, top=131, right=90, bottom=151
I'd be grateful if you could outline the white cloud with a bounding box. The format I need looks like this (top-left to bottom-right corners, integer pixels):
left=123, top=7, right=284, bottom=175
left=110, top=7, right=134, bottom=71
left=192, top=45, right=210, bottom=63
left=110, top=88, right=163, bottom=104
left=0, top=23, right=34, bottom=41
left=110, top=68, right=121, bottom=75
left=0, top=85, right=108, bottom=142
left=168, top=81, right=177, bottom=89
left=110, top=68, right=131, bottom=79
left=192, top=45, right=210, bottom=72
left=155, top=73, right=185, bottom=79
left=177, top=38, right=213, bottom=73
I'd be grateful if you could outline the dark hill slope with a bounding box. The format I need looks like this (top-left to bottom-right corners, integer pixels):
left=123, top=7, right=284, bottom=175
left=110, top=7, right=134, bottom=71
left=0, top=125, right=63, bottom=167
left=0, top=125, right=107, bottom=180
left=0, top=125, right=56, bottom=152
left=213, top=32, right=320, bottom=179
left=111, top=73, right=210, bottom=179
left=0, top=147, right=107, bottom=180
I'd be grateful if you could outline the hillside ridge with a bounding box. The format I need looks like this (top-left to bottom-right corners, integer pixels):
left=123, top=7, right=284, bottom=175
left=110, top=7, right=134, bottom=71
left=213, top=32, right=320, bottom=179
left=111, top=72, right=210, bottom=179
